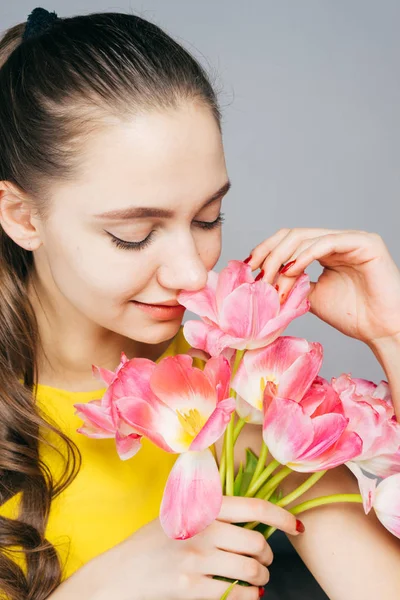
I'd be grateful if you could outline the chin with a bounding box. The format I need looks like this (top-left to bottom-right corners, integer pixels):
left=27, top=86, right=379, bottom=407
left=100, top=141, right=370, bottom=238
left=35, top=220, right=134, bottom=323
left=134, top=317, right=183, bottom=345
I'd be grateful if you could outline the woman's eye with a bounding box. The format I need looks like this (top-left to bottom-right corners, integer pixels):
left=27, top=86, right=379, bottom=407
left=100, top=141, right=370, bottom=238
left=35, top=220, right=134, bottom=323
left=193, top=212, right=225, bottom=230
left=105, top=230, right=155, bottom=251
left=105, top=212, right=224, bottom=251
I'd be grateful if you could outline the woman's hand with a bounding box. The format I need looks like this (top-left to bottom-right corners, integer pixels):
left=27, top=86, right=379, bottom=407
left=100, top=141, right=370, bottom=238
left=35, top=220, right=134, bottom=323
left=53, top=496, right=304, bottom=600
left=246, top=228, right=400, bottom=347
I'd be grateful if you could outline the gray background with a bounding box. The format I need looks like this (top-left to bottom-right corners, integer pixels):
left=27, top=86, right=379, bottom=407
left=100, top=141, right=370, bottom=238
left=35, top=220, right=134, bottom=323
left=2, top=1, right=399, bottom=385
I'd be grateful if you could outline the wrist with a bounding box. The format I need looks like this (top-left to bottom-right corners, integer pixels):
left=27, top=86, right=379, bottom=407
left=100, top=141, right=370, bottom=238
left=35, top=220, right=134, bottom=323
left=367, top=332, right=400, bottom=369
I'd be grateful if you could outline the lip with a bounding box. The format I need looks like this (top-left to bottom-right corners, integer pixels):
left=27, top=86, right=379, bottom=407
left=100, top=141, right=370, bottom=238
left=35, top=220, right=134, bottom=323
left=131, top=300, right=185, bottom=321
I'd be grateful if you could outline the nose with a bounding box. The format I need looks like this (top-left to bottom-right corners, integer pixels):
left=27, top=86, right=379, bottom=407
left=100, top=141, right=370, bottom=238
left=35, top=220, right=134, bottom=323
left=156, top=235, right=209, bottom=292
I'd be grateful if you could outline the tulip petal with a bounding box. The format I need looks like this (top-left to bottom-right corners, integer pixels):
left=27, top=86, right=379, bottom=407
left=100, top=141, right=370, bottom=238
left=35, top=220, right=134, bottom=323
left=257, top=275, right=310, bottom=343
left=215, top=260, right=254, bottom=313
left=150, top=355, right=216, bottom=417
left=300, top=414, right=348, bottom=460
left=115, top=430, right=143, bottom=460
left=357, top=447, right=400, bottom=478
left=304, top=378, right=344, bottom=418
left=76, top=424, right=115, bottom=439
left=116, top=395, right=176, bottom=452
left=346, top=462, right=377, bottom=514
left=280, top=273, right=311, bottom=313
left=278, top=346, right=323, bottom=402
left=263, top=397, right=313, bottom=464
left=290, top=430, right=363, bottom=472
left=374, top=473, right=400, bottom=538
left=112, top=357, right=157, bottom=400
left=203, top=356, right=231, bottom=402
left=236, top=394, right=263, bottom=424
left=183, top=320, right=242, bottom=357
left=219, top=281, right=280, bottom=341
left=190, top=397, right=236, bottom=451
left=178, top=271, right=219, bottom=322
left=92, top=364, right=116, bottom=386
left=74, top=400, right=115, bottom=434
left=160, top=449, right=223, bottom=539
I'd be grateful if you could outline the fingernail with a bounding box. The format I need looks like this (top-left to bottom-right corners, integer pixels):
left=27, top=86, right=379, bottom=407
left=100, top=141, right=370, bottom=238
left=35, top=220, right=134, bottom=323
left=279, top=260, right=296, bottom=275
left=255, top=269, right=265, bottom=282
left=296, top=519, right=305, bottom=533
left=259, top=587, right=265, bottom=597
left=274, top=284, right=279, bottom=291
left=243, top=254, right=253, bottom=264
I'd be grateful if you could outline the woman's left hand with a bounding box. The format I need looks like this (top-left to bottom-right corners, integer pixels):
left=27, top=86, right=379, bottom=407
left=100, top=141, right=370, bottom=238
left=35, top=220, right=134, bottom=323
left=246, top=228, right=400, bottom=347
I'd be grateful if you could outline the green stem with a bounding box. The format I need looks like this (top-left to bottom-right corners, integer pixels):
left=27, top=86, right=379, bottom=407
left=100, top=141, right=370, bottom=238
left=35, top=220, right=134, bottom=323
left=219, top=418, right=246, bottom=492
left=244, top=459, right=281, bottom=498
left=225, top=414, right=236, bottom=496
left=263, top=494, right=363, bottom=540
left=247, top=441, right=269, bottom=492
left=276, top=471, right=327, bottom=508
left=243, top=466, right=292, bottom=531
left=224, top=349, right=245, bottom=496
left=234, top=418, right=246, bottom=442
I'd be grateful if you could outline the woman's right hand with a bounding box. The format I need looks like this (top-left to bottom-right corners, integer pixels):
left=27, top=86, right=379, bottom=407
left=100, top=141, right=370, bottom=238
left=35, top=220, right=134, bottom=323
left=85, top=495, right=304, bottom=600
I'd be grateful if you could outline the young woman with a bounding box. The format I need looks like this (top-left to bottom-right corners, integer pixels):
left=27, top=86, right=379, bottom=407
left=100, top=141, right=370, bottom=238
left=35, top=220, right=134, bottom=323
left=0, top=7, right=399, bottom=600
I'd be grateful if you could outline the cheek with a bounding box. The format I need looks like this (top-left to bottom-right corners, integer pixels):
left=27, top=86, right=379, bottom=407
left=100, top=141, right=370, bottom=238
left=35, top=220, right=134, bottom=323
left=46, top=230, right=153, bottom=304
left=196, top=230, right=222, bottom=271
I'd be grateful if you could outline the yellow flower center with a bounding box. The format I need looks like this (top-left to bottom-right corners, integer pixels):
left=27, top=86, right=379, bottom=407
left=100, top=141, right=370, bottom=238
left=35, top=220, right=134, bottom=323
left=256, top=375, right=279, bottom=410
left=176, top=408, right=206, bottom=438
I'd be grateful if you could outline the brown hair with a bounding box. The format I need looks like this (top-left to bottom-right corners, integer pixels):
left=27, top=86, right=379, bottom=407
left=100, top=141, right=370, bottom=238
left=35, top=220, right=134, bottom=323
left=0, top=10, right=221, bottom=599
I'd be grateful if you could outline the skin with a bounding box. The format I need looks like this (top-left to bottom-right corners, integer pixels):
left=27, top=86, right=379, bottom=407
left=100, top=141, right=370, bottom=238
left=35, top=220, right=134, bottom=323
left=1, top=101, right=400, bottom=598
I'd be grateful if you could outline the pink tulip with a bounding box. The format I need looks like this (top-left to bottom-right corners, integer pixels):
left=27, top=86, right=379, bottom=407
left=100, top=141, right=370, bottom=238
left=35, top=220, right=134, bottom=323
left=115, top=354, right=235, bottom=539
left=231, top=336, right=323, bottom=424
left=332, top=374, right=400, bottom=476
left=347, top=463, right=400, bottom=539
left=74, top=352, right=143, bottom=460
left=178, top=260, right=311, bottom=357
left=263, top=378, right=363, bottom=472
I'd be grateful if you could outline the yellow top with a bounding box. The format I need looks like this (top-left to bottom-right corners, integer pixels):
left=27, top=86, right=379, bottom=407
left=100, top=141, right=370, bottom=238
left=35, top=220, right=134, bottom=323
left=1, top=327, right=203, bottom=582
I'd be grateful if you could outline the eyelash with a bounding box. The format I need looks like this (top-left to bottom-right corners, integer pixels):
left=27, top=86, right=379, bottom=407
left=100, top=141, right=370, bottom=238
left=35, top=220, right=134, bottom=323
left=106, top=212, right=225, bottom=251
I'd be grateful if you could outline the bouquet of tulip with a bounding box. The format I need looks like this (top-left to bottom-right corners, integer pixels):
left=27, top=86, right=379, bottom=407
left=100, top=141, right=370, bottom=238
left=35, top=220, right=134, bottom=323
left=74, top=260, right=400, bottom=588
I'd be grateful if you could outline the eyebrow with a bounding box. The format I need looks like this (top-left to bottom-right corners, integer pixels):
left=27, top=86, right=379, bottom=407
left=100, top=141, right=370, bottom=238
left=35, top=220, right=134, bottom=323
left=93, top=180, right=231, bottom=220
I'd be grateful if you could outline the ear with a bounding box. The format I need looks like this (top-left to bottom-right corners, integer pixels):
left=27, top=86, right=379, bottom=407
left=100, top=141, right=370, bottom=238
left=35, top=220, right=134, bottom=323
left=0, top=182, right=43, bottom=251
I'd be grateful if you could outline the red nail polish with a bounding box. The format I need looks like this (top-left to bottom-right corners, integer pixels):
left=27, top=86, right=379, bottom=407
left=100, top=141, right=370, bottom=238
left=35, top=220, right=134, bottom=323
left=243, top=254, right=253, bottom=264
left=259, top=587, right=265, bottom=597
left=274, top=284, right=279, bottom=291
left=296, top=519, right=305, bottom=533
left=255, top=269, right=264, bottom=282
left=279, top=260, right=296, bottom=275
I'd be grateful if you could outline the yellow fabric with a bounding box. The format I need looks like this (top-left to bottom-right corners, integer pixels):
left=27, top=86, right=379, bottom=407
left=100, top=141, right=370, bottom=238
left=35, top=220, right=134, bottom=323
left=0, top=327, right=210, bottom=582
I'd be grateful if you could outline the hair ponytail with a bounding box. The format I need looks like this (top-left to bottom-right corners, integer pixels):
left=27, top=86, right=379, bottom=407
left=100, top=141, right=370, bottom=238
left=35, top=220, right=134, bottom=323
left=0, top=10, right=221, bottom=598
left=0, top=22, right=82, bottom=600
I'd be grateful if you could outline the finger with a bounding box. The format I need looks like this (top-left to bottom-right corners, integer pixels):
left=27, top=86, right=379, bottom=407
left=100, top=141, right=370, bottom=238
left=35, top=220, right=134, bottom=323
left=218, top=496, right=303, bottom=536
left=211, top=520, right=273, bottom=566
left=247, top=228, right=347, bottom=272
left=274, top=231, right=373, bottom=279
left=245, top=228, right=291, bottom=270
left=203, top=549, right=270, bottom=587
left=258, top=229, right=354, bottom=284
left=204, top=577, right=260, bottom=600
left=273, top=237, right=321, bottom=300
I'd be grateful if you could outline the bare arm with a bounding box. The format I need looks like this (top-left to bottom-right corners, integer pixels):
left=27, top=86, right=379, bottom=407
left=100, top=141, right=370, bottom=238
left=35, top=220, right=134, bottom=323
left=215, top=422, right=400, bottom=600
left=367, top=333, right=400, bottom=421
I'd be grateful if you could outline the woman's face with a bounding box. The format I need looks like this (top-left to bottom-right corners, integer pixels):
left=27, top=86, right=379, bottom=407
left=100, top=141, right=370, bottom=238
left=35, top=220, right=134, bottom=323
left=32, top=102, right=229, bottom=344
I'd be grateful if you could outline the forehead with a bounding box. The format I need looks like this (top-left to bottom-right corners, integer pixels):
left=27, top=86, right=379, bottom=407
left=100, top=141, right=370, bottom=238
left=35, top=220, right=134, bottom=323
left=52, top=103, right=227, bottom=217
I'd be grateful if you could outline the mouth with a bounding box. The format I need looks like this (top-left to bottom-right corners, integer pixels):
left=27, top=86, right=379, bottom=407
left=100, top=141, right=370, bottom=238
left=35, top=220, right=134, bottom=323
left=130, top=299, right=186, bottom=320
left=133, top=299, right=182, bottom=308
